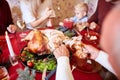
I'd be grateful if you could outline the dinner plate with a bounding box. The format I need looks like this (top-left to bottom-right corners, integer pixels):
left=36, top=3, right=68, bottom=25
left=82, top=30, right=100, bottom=45
left=71, top=55, right=102, bottom=73
left=19, top=47, right=57, bottom=72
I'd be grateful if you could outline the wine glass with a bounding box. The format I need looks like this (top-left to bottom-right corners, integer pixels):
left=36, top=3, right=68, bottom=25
left=16, top=18, right=27, bottom=38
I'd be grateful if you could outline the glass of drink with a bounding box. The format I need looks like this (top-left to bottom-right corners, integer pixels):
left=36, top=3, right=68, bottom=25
left=0, top=66, right=9, bottom=80
left=16, top=18, right=27, bottom=38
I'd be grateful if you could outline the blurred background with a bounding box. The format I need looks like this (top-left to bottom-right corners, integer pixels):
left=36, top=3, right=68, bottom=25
left=6, top=0, right=98, bottom=27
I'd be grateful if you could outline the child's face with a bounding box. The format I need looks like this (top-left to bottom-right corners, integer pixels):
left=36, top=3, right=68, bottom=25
left=74, top=9, right=85, bottom=20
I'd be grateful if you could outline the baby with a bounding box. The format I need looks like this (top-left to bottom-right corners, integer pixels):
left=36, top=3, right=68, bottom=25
left=71, top=2, right=89, bottom=31
left=72, top=3, right=98, bottom=32
left=70, top=2, right=88, bottom=24
left=60, top=2, right=89, bottom=31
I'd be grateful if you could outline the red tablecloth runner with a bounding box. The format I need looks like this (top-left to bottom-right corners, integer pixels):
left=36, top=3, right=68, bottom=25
left=1, top=30, right=103, bottom=80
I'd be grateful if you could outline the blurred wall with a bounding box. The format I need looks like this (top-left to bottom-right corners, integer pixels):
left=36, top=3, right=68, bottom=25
left=6, top=0, right=97, bottom=27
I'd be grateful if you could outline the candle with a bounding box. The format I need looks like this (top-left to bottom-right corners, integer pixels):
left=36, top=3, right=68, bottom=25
left=5, top=31, right=14, bottom=57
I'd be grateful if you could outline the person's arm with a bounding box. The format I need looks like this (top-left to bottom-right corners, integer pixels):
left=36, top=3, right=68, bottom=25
left=84, top=45, right=116, bottom=75
left=20, top=1, right=53, bottom=28
left=95, top=51, right=116, bottom=75
left=30, top=13, right=49, bottom=27
left=56, top=56, right=74, bottom=80
left=53, top=45, right=74, bottom=80
left=20, top=1, right=36, bottom=24
left=4, top=0, right=17, bottom=33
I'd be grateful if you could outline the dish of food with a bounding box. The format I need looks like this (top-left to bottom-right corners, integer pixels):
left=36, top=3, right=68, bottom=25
left=19, top=29, right=68, bottom=72
left=19, top=47, right=57, bottom=72
left=71, top=55, right=102, bottom=73
left=82, top=30, right=100, bottom=45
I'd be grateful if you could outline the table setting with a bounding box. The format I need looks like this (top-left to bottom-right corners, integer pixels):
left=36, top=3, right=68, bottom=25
left=0, top=21, right=103, bottom=80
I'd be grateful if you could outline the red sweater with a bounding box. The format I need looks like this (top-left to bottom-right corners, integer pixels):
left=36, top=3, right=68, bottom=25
left=88, top=0, right=114, bottom=33
left=0, top=0, right=13, bottom=35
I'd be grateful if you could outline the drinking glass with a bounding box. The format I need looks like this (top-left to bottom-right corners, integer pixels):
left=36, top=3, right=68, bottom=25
left=0, top=66, right=9, bottom=80
left=16, top=18, right=27, bottom=38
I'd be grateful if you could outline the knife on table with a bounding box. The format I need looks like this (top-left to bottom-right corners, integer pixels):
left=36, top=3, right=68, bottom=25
left=45, top=68, right=56, bottom=80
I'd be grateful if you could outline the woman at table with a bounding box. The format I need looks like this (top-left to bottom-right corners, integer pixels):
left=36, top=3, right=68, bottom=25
left=20, top=0, right=55, bottom=29
left=53, top=4, right=120, bottom=80
left=0, top=0, right=17, bottom=35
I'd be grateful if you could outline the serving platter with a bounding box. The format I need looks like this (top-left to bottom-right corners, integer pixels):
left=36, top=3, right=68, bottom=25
left=19, top=47, right=57, bottom=72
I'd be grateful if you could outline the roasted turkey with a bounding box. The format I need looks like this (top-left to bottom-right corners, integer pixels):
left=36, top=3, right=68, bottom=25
left=41, top=29, right=68, bottom=51
left=22, top=29, right=87, bottom=59
left=22, top=29, right=48, bottom=53
left=22, top=29, right=68, bottom=53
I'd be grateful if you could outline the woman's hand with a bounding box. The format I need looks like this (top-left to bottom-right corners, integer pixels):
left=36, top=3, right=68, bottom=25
left=7, top=24, right=17, bottom=33
left=53, top=44, right=69, bottom=59
left=45, top=8, right=54, bottom=18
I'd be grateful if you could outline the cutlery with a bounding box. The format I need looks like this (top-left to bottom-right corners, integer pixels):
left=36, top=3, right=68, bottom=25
left=45, top=68, right=56, bottom=80
left=42, top=67, right=47, bottom=80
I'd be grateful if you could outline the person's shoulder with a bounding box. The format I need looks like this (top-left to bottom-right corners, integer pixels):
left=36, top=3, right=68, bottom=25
left=0, top=0, right=8, bottom=5
left=20, top=0, right=29, bottom=9
left=0, top=0, right=10, bottom=9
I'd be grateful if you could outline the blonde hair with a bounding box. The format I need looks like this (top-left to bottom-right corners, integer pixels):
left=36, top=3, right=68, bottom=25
left=75, top=2, right=88, bottom=13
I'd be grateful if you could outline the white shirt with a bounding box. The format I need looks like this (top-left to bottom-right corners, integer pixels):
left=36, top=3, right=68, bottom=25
left=56, top=56, right=74, bottom=80
left=20, top=1, right=36, bottom=24
left=95, top=51, right=116, bottom=75
left=20, top=0, right=53, bottom=29
left=56, top=51, right=116, bottom=80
